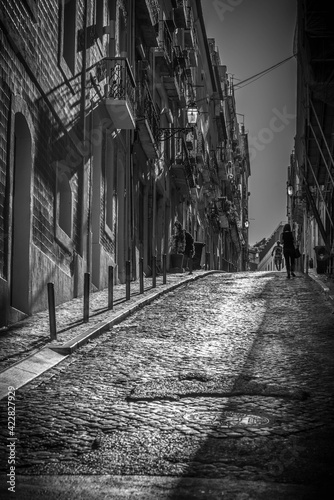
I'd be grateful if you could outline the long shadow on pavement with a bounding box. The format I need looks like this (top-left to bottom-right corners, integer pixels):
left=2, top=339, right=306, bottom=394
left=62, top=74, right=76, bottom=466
left=167, top=272, right=334, bottom=499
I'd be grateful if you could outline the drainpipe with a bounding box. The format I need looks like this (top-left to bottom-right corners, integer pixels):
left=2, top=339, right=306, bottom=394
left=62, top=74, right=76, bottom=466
left=130, top=0, right=135, bottom=276
left=81, top=0, right=91, bottom=273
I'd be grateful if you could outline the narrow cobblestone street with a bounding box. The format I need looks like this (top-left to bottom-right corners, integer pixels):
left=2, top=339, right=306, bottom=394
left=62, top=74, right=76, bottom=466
left=1, top=271, right=334, bottom=499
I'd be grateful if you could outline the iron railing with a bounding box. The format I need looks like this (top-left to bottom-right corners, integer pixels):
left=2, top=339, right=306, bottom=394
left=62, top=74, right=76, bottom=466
left=141, top=83, right=159, bottom=139
left=106, top=57, right=136, bottom=115
left=157, top=20, right=173, bottom=64
left=147, top=0, right=160, bottom=24
left=195, top=131, right=205, bottom=162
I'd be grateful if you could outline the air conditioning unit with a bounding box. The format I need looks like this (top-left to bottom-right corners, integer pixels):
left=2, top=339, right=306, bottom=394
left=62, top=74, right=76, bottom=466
left=104, top=20, right=115, bottom=38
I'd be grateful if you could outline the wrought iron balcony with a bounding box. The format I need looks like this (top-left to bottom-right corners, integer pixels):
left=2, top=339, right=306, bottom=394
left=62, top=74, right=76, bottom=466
left=195, top=131, right=205, bottom=165
left=171, top=158, right=196, bottom=195
left=162, top=75, right=182, bottom=102
left=137, top=83, right=159, bottom=158
left=135, top=0, right=159, bottom=47
left=184, top=6, right=196, bottom=50
left=174, top=45, right=188, bottom=69
left=104, top=58, right=136, bottom=130
left=218, top=161, right=227, bottom=181
left=155, top=20, right=174, bottom=75
left=173, top=0, right=187, bottom=28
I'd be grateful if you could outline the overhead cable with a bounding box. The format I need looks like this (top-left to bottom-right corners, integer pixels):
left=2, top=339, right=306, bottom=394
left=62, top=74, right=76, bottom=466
left=234, top=55, right=296, bottom=90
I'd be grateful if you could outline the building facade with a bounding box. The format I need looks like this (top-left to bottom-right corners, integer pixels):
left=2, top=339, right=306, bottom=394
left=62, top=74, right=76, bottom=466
left=257, top=222, right=286, bottom=272
left=0, top=0, right=250, bottom=327
left=290, top=0, right=334, bottom=275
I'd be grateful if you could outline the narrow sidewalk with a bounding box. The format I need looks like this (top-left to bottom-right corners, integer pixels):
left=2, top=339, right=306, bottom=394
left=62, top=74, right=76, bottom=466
left=307, top=268, right=334, bottom=304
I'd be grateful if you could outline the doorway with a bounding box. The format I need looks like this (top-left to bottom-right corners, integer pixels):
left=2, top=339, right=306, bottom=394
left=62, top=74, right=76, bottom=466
left=10, top=113, right=32, bottom=314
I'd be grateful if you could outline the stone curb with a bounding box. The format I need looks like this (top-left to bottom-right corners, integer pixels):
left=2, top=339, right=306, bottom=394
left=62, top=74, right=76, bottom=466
left=49, top=270, right=225, bottom=355
left=0, top=270, right=225, bottom=399
left=307, top=271, right=334, bottom=304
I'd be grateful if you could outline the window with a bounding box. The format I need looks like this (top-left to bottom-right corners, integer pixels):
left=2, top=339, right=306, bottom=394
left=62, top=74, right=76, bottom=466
left=104, top=133, right=117, bottom=236
left=95, top=0, right=105, bottom=42
left=59, top=0, right=77, bottom=74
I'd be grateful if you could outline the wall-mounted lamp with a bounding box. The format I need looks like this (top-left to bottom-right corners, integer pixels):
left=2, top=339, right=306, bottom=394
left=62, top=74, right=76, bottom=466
left=244, top=220, right=249, bottom=228
left=187, top=103, right=199, bottom=124
left=287, top=184, right=304, bottom=200
left=157, top=103, right=198, bottom=141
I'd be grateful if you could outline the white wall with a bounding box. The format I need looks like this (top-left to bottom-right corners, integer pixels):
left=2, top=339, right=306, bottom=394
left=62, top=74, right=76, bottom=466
left=258, top=244, right=286, bottom=272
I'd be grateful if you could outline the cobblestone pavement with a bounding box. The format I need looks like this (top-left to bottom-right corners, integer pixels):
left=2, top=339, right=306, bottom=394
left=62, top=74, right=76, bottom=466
left=0, top=271, right=334, bottom=499
left=0, top=272, right=208, bottom=372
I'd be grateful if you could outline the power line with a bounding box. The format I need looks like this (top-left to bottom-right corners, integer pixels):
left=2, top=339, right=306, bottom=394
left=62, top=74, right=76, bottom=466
left=234, top=55, right=296, bottom=90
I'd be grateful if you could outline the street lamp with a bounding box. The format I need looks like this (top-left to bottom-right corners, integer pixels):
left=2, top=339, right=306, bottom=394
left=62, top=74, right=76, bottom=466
left=187, top=102, right=199, bottom=124
left=287, top=183, right=304, bottom=200
left=245, top=218, right=255, bottom=228
left=157, top=103, right=198, bottom=141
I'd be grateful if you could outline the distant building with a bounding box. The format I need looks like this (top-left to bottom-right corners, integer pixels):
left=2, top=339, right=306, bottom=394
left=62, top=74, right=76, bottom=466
left=248, top=247, right=259, bottom=271
left=289, top=1, right=334, bottom=275
left=257, top=222, right=286, bottom=272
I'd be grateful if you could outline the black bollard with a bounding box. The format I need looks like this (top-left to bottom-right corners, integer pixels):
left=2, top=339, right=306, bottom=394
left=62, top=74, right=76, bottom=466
left=139, top=257, right=144, bottom=294
left=126, top=261, right=130, bottom=300
left=47, top=282, right=57, bottom=340
left=163, top=253, right=167, bottom=284
left=108, top=265, right=114, bottom=310
left=83, top=272, right=90, bottom=323
left=152, top=256, right=156, bottom=288
left=189, top=257, right=193, bottom=275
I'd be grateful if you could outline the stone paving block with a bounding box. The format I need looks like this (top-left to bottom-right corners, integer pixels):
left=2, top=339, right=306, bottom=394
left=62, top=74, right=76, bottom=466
left=0, top=270, right=334, bottom=499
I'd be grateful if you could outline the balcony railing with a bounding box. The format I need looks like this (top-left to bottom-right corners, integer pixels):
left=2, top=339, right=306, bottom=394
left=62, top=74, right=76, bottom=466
left=104, top=57, right=136, bottom=129
left=143, top=88, right=159, bottom=139
left=162, top=74, right=182, bottom=102
left=136, top=82, right=159, bottom=157
left=155, top=20, right=173, bottom=73
left=173, top=0, right=187, bottom=28
left=136, top=0, right=159, bottom=46
left=184, top=6, right=196, bottom=49
left=146, top=0, right=160, bottom=24
left=107, top=58, right=135, bottom=103
left=195, top=131, right=205, bottom=164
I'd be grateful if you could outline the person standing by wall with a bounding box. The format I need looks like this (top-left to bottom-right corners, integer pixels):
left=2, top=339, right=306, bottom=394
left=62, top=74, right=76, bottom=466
left=281, top=223, right=296, bottom=278
left=183, top=230, right=195, bottom=274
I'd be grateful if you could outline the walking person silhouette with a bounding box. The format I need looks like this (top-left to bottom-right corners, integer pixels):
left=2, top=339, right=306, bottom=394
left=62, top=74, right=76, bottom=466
left=281, top=223, right=296, bottom=279
left=271, top=241, right=283, bottom=270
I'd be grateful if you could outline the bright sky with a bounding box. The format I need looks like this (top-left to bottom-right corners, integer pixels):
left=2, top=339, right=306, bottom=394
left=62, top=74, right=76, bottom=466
left=201, top=0, right=297, bottom=246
